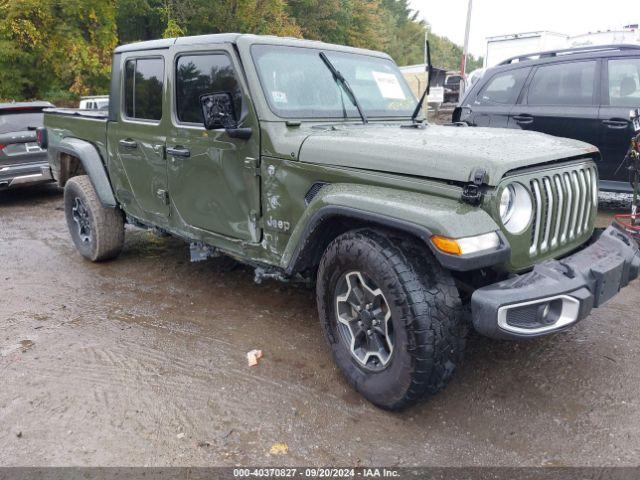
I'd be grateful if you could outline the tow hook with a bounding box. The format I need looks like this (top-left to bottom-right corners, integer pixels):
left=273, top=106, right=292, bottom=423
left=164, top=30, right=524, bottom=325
left=461, top=168, right=487, bottom=206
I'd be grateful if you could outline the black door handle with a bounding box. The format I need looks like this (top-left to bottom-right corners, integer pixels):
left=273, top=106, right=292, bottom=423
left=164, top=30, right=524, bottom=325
left=513, top=114, right=534, bottom=124
left=119, top=139, right=138, bottom=149
left=602, top=119, right=629, bottom=129
left=167, top=146, right=190, bottom=158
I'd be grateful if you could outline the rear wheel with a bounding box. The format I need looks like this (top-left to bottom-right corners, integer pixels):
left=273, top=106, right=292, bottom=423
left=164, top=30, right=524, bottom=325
left=316, top=229, right=467, bottom=410
left=64, top=176, right=124, bottom=262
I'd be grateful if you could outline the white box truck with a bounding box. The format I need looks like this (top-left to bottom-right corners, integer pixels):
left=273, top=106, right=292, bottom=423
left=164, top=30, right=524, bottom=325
left=484, top=31, right=569, bottom=68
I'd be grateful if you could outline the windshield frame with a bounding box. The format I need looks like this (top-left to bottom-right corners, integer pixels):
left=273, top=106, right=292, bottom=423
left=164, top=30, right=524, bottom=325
left=249, top=44, right=418, bottom=121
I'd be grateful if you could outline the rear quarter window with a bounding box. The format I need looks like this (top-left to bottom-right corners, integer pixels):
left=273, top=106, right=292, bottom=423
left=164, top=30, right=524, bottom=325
left=608, top=58, right=640, bottom=107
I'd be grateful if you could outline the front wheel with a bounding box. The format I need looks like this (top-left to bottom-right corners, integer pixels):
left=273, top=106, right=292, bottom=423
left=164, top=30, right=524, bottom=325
left=316, top=229, right=467, bottom=410
left=64, top=175, right=124, bottom=262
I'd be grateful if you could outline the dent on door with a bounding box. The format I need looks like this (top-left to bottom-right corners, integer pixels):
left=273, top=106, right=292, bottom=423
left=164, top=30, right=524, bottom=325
left=167, top=131, right=260, bottom=242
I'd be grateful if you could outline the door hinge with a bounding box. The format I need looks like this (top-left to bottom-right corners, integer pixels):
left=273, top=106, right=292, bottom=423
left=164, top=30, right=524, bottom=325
left=156, top=189, right=170, bottom=205
left=461, top=168, right=486, bottom=206
left=244, top=157, right=260, bottom=176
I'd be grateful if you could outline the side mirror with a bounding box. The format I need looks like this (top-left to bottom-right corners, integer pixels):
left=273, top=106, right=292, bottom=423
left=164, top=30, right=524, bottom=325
left=200, top=92, right=239, bottom=130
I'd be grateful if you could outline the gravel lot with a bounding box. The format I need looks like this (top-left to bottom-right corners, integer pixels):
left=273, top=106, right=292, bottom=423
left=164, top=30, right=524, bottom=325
left=1, top=183, right=639, bottom=467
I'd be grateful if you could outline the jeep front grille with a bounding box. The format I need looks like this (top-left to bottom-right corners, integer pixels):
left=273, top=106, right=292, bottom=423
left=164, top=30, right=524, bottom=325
left=529, top=165, right=597, bottom=257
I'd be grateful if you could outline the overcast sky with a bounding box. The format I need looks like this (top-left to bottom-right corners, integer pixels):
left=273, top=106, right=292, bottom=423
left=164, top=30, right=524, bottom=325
left=408, top=0, right=640, bottom=57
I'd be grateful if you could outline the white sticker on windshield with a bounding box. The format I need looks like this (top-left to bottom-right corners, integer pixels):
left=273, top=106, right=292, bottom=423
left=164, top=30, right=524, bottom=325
left=272, top=91, right=288, bottom=104
left=372, top=71, right=406, bottom=100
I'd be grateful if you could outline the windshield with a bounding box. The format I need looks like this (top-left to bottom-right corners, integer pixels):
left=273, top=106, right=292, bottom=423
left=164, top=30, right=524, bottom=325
left=0, top=110, right=43, bottom=134
left=251, top=45, right=417, bottom=119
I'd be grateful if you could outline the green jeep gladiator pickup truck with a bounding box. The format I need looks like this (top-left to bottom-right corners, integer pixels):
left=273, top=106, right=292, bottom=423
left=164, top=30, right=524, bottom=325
left=40, top=34, right=640, bottom=410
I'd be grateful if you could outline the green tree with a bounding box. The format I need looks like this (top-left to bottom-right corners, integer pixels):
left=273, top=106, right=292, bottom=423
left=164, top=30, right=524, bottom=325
left=378, top=0, right=425, bottom=66
left=0, top=0, right=117, bottom=101
left=186, top=0, right=301, bottom=37
left=288, top=0, right=387, bottom=51
left=428, top=29, right=483, bottom=72
left=115, top=0, right=165, bottom=44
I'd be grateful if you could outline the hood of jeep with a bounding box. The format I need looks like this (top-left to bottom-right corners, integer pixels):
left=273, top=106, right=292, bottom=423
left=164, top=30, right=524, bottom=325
left=298, top=124, right=598, bottom=185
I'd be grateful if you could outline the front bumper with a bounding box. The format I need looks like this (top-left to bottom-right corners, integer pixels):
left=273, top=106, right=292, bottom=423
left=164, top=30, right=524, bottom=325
left=0, top=162, right=53, bottom=189
left=472, top=226, right=640, bottom=339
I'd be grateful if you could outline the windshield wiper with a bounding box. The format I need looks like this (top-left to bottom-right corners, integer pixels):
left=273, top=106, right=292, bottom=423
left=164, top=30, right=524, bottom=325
left=409, top=85, right=428, bottom=125
left=405, top=37, right=433, bottom=128
left=319, top=51, right=368, bottom=125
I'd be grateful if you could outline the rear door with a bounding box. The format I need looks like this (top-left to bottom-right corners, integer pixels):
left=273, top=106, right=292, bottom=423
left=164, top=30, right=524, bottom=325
left=598, top=56, right=640, bottom=187
left=166, top=45, right=261, bottom=242
left=462, top=67, right=530, bottom=127
left=511, top=60, right=600, bottom=148
left=107, top=52, right=170, bottom=221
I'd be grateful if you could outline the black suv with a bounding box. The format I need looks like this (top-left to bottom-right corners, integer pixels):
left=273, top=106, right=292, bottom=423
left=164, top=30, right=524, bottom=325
left=453, top=45, right=640, bottom=192
left=0, top=101, right=54, bottom=190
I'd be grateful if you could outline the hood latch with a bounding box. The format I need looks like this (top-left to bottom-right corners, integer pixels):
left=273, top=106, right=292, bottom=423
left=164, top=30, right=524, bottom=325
left=461, top=168, right=487, bottom=206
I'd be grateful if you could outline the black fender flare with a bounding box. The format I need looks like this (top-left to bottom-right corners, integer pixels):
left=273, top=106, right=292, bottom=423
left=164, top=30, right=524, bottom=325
left=285, top=205, right=510, bottom=275
left=56, top=138, right=117, bottom=208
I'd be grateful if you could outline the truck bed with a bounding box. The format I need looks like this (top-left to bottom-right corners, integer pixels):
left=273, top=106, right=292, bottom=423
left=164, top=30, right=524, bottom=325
left=44, top=108, right=108, bottom=120
left=43, top=108, right=109, bottom=183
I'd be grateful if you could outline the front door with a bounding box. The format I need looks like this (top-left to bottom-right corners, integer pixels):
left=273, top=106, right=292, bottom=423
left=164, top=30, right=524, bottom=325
left=510, top=60, right=600, bottom=150
left=108, top=53, right=169, bottom=221
left=466, top=67, right=530, bottom=128
left=598, top=56, right=640, bottom=188
left=167, top=47, right=261, bottom=242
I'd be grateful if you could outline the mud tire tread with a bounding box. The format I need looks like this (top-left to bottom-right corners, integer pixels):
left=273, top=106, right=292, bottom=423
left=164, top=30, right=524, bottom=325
left=64, top=175, right=124, bottom=262
left=316, top=228, right=467, bottom=411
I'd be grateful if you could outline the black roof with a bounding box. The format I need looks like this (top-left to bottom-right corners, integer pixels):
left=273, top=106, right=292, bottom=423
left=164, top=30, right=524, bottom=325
left=499, top=44, right=640, bottom=66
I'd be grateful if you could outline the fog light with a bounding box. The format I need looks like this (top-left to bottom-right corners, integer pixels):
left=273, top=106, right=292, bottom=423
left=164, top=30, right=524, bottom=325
left=536, top=300, right=562, bottom=326
left=498, top=295, right=581, bottom=335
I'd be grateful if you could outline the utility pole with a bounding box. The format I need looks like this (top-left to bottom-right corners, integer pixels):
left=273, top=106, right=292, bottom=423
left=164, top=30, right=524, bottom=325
left=461, top=0, right=473, bottom=76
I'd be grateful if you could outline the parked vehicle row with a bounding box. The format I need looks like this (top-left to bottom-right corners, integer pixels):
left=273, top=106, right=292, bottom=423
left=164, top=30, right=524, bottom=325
left=39, top=34, right=639, bottom=410
left=453, top=44, right=640, bottom=192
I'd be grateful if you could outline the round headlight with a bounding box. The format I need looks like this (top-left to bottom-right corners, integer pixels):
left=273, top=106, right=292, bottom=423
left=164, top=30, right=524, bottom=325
left=499, top=183, right=533, bottom=234
left=500, top=185, right=515, bottom=225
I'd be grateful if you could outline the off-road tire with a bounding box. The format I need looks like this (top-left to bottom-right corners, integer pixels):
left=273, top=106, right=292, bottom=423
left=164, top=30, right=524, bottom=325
left=64, top=175, right=124, bottom=262
left=316, top=229, right=467, bottom=410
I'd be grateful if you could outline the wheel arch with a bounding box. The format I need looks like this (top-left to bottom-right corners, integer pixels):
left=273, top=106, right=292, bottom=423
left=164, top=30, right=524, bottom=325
left=54, top=138, right=117, bottom=208
left=284, top=206, right=435, bottom=277
left=282, top=183, right=507, bottom=277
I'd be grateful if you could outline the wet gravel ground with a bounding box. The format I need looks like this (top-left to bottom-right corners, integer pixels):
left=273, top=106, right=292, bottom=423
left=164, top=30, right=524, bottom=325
left=1, top=184, right=639, bottom=467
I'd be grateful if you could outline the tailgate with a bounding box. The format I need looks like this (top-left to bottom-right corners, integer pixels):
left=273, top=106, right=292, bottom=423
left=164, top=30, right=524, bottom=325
left=0, top=131, right=46, bottom=167
left=43, top=109, right=109, bottom=178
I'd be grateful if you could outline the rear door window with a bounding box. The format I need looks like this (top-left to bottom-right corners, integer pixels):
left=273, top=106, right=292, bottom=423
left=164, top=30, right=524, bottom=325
left=123, top=57, right=164, bottom=121
left=527, top=61, right=596, bottom=106
left=475, top=68, right=529, bottom=105
left=0, top=111, right=44, bottom=134
left=607, top=58, right=640, bottom=106
left=175, top=53, right=242, bottom=124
